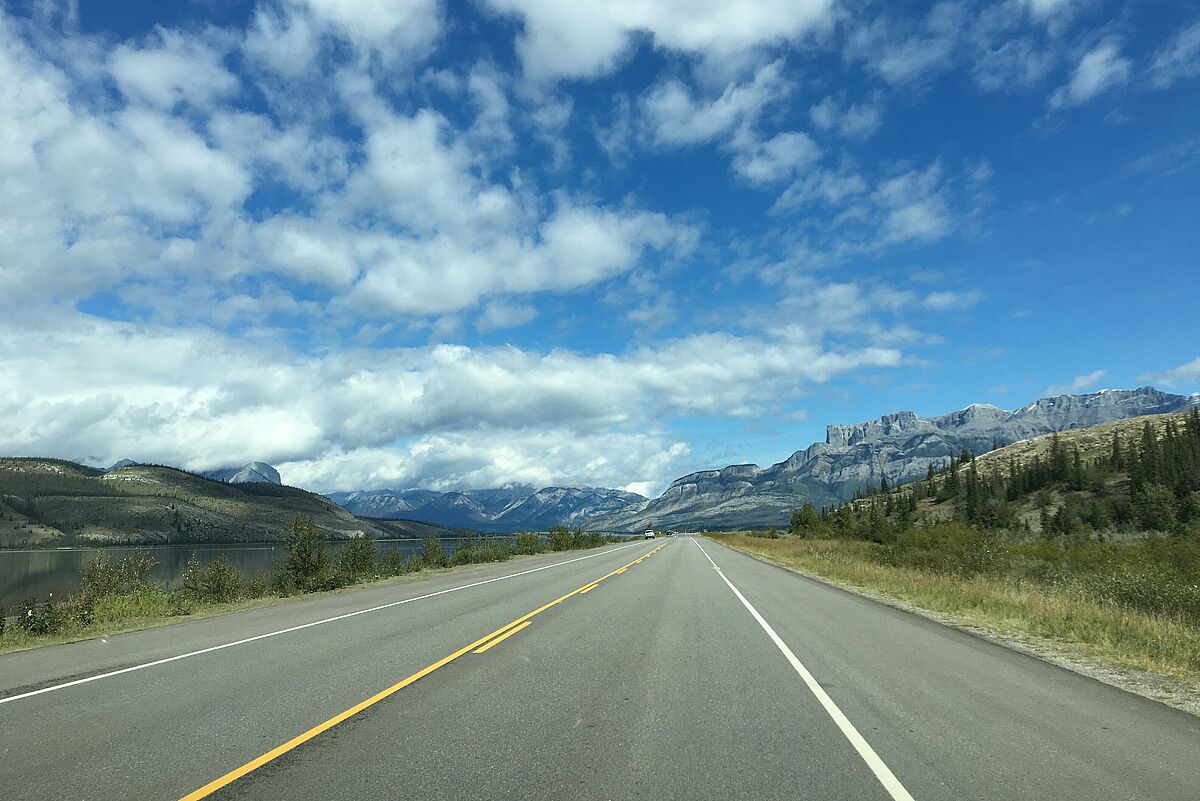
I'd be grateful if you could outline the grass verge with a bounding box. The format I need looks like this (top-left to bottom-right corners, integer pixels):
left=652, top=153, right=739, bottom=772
left=710, top=534, right=1200, bottom=696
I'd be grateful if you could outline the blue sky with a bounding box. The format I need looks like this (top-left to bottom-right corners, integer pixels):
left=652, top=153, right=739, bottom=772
left=0, top=0, right=1197, bottom=496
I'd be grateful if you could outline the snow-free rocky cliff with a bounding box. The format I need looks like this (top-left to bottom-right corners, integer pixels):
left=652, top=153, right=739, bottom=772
left=201, top=462, right=282, bottom=485
left=584, top=387, right=1197, bottom=531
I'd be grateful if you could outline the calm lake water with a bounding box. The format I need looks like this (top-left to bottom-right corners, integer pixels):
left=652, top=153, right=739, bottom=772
left=0, top=537, right=503, bottom=612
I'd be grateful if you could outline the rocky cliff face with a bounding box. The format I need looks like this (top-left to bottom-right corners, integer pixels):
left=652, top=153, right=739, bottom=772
left=201, top=462, right=282, bottom=485
left=585, top=387, right=1196, bottom=531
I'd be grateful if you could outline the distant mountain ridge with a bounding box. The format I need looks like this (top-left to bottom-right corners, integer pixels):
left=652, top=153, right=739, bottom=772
left=328, top=485, right=648, bottom=532
left=584, top=386, right=1199, bottom=532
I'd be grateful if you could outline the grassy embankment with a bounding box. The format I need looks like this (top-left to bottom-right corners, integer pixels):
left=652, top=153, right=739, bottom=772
left=0, top=520, right=618, bottom=655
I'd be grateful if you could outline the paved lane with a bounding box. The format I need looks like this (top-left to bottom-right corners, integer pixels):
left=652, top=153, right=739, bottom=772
left=3, top=536, right=1198, bottom=800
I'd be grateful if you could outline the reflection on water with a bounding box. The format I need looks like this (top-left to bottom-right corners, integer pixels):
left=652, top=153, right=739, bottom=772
left=0, top=538, right=488, bottom=612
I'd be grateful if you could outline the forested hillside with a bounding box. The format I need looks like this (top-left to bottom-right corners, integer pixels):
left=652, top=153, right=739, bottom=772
left=790, top=409, right=1200, bottom=540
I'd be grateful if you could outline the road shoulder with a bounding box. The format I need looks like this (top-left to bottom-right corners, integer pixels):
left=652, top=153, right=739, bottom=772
left=707, top=536, right=1200, bottom=718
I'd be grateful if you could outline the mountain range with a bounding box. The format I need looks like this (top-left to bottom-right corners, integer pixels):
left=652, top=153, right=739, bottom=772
left=93, top=386, right=1200, bottom=536
left=582, top=386, right=1199, bottom=531
left=328, top=486, right=647, bottom=532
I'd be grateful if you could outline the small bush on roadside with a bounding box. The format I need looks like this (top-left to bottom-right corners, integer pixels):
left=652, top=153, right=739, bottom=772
left=278, top=515, right=331, bottom=592
left=182, top=555, right=244, bottom=603
left=17, top=594, right=70, bottom=635
left=421, top=536, right=448, bottom=567
left=337, top=535, right=378, bottom=582
left=80, top=552, right=158, bottom=600
left=548, top=525, right=572, bottom=551
left=515, top=532, right=541, bottom=555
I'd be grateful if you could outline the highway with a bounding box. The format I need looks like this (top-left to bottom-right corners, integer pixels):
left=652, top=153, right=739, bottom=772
left=2, top=536, right=1198, bottom=800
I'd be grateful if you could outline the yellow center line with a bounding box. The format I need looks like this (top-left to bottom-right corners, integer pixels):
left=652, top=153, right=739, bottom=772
left=177, top=541, right=666, bottom=801
left=578, top=583, right=600, bottom=594
left=473, top=620, right=532, bottom=653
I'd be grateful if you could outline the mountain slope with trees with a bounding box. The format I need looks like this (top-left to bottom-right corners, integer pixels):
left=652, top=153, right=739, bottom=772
left=0, top=459, right=449, bottom=547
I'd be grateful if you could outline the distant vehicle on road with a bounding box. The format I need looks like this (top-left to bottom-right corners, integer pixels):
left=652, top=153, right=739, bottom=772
left=644, top=528, right=655, bottom=539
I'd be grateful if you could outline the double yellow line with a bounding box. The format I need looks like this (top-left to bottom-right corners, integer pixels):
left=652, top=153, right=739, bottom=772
left=178, top=542, right=665, bottom=801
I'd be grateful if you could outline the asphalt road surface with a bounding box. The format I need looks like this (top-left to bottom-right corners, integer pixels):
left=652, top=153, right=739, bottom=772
left=2, top=536, right=1198, bottom=800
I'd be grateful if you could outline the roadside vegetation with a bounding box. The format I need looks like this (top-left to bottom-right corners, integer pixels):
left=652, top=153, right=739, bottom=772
left=0, top=518, right=620, bottom=654
left=715, top=409, right=1200, bottom=684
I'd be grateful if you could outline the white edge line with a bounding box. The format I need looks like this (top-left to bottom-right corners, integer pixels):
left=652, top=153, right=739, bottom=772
left=0, top=540, right=650, bottom=706
left=691, top=538, right=916, bottom=801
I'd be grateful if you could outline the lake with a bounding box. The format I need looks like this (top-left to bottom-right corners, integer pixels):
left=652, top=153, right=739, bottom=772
left=0, top=537, right=504, bottom=613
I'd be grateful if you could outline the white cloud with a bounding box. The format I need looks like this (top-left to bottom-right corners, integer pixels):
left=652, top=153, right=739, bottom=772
left=1024, top=0, right=1071, bottom=20
left=1049, top=39, right=1130, bottom=109
left=1149, top=21, right=1200, bottom=89
left=478, top=300, right=537, bottom=332
left=0, top=312, right=902, bottom=493
left=847, top=3, right=966, bottom=85
left=110, top=29, right=238, bottom=109
left=973, top=38, right=1056, bottom=90
left=0, top=19, right=695, bottom=324
left=730, top=128, right=820, bottom=185
left=640, top=62, right=818, bottom=186
left=1138, top=357, right=1200, bottom=388
left=873, top=165, right=954, bottom=244
left=809, top=95, right=882, bottom=140
left=923, top=289, right=984, bottom=310
left=1045, top=369, right=1107, bottom=396
left=481, top=0, right=834, bottom=80
left=641, top=60, right=788, bottom=146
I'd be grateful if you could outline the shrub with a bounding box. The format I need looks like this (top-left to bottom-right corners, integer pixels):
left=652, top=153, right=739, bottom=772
left=182, top=555, right=244, bottom=603
left=421, top=536, right=448, bottom=568
left=548, top=524, right=571, bottom=551
left=80, top=552, right=157, bottom=600
left=337, top=535, right=377, bottom=582
left=18, top=594, right=70, bottom=635
left=278, top=515, right=331, bottom=591
left=515, top=532, right=541, bottom=555
left=377, top=549, right=413, bottom=576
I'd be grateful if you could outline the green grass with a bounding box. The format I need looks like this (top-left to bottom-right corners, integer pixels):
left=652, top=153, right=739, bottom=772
left=711, top=532, right=1200, bottom=686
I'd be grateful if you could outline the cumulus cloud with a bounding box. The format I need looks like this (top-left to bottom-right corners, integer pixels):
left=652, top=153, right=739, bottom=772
left=1045, top=369, right=1107, bottom=396
left=0, top=312, right=902, bottom=493
left=640, top=62, right=819, bottom=186
left=640, top=60, right=789, bottom=146
left=481, top=0, right=834, bottom=80
left=245, top=0, right=441, bottom=73
left=110, top=29, right=239, bottom=109
left=1138, top=357, right=1200, bottom=388
left=1049, top=39, right=1130, bottom=109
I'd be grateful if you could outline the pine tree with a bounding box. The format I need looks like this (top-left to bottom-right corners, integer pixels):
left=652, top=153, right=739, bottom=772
left=1110, top=429, right=1124, bottom=470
